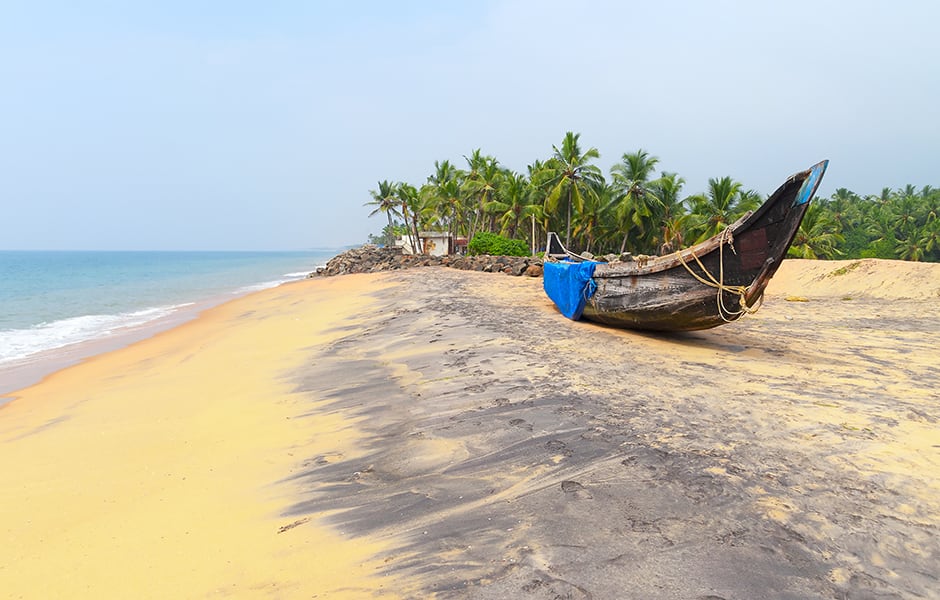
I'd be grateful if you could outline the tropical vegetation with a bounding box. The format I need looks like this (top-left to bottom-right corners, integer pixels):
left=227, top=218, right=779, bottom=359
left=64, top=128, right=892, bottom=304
left=466, top=232, right=529, bottom=257
left=366, top=132, right=940, bottom=262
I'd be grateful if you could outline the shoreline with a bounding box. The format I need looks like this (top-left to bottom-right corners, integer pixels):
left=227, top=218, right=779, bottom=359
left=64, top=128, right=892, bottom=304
left=2, top=258, right=939, bottom=598
left=0, top=274, right=404, bottom=598
left=0, top=299, right=204, bottom=402
left=0, top=276, right=313, bottom=402
left=0, top=249, right=332, bottom=400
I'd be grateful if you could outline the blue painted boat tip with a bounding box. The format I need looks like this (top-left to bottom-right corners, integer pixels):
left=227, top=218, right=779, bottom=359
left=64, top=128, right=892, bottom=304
left=795, top=160, right=828, bottom=206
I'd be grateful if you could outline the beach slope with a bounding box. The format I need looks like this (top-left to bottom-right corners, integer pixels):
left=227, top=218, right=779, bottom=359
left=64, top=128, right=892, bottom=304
left=2, top=258, right=939, bottom=599
left=0, top=275, right=402, bottom=599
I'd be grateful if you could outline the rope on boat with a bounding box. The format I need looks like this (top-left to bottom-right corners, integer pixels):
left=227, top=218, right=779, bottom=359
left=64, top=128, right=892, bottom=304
left=674, top=229, right=764, bottom=323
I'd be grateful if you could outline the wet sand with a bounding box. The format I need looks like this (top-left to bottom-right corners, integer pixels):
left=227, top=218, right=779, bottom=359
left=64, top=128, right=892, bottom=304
left=2, top=258, right=939, bottom=598
left=0, top=275, right=403, bottom=599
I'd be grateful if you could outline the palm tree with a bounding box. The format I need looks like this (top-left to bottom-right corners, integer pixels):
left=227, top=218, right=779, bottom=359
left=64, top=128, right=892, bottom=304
left=649, top=172, right=688, bottom=253
left=787, top=203, right=844, bottom=259
left=367, top=146, right=940, bottom=262
left=462, top=150, right=503, bottom=238
left=365, top=180, right=401, bottom=246
left=899, top=184, right=919, bottom=201
left=826, top=188, right=861, bottom=230
left=688, top=177, right=758, bottom=242
left=526, top=159, right=556, bottom=251
left=485, top=171, right=538, bottom=240
left=425, top=160, right=465, bottom=240
left=918, top=218, right=940, bottom=260
left=660, top=213, right=693, bottom=255
left=397, top=183, right=422, bottom=253
left=895, top=235, right=926, bottom=261
left=544, top=132, right=603, bottom=247
left=610, top=150, right=662, bottom=253
left=892, top=192, right=922, bottom=234
left=572, top=183, right=612, bottom=254
left=871, top=187, right=894, bottom=208
left=862, top=202, right=898, bottom=259
left=821, top=188, right=869, bottom=257
left=737, top=189, right=762, bottom=213
left=924, top=186, right=939, bottom=225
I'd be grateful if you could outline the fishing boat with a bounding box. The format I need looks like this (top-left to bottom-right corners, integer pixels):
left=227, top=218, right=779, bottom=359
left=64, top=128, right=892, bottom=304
left=543, top=160, right=829, bottom=331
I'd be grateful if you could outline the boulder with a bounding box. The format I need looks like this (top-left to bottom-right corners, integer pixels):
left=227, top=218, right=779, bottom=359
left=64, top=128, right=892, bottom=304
left=312, top=246, right=543, bottom=278
left=524, top=264, right=543, bottom=277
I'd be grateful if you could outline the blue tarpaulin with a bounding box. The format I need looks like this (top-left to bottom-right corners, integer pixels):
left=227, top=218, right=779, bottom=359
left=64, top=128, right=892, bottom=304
left=542, top=260, right=599, bottom=320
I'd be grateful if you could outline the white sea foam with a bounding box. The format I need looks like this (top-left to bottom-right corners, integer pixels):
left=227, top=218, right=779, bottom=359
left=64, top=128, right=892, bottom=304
left=232, top=280, right=287, bottom=294
left=0, top=304, right=193, bottom=365
left=231, top=271, right=311, bottom=295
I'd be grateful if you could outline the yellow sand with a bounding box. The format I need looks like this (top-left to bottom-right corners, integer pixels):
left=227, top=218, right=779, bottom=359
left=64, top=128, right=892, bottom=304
left=769, top=257, right=940, bottom=300
left=0, top=275, right=400, bottom=599
left=3, top=257, right=939, bottom=597
left=508, top=258, right=940, bottom=524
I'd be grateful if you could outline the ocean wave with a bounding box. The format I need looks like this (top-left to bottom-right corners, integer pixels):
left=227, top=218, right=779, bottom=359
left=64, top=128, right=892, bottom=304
left=0, top=304, right=193, bottom=365
left=232, top=280, right=286, bottom=294
left=232, top=271, right=312, bottom=295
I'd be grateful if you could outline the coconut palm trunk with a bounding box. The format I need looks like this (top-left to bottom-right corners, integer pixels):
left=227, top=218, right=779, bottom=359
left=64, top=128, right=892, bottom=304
left=566, top=188, right=573, bottom=247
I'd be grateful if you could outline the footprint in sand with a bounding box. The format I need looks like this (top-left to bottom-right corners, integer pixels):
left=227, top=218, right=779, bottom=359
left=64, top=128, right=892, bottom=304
left=509, top=418, right=533, bottom=431
left=560, top=480, right=593, bottom=499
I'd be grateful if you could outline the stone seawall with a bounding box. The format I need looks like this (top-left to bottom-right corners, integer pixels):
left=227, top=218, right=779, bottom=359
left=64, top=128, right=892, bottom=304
left=313, top=245, right=543, bottom=278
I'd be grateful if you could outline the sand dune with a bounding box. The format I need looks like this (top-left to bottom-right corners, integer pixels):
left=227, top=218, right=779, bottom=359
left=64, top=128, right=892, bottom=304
left=768, top=257, right=940, bottom=300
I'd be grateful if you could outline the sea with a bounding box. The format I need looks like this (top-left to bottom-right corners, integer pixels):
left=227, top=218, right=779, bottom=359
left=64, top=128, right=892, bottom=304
left=0, top=250, right=337, bottom=398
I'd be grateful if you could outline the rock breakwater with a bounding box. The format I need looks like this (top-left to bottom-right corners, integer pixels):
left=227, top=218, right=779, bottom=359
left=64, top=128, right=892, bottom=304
left=313, top=245, right=543, bottom=278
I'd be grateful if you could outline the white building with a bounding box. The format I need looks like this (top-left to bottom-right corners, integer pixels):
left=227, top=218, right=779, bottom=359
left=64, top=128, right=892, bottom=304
left=396, top=232, right=454, bottom=256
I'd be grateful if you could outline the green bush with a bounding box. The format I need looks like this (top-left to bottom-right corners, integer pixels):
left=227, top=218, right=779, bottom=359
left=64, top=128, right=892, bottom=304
left=467, top=232, right=529, bottom=256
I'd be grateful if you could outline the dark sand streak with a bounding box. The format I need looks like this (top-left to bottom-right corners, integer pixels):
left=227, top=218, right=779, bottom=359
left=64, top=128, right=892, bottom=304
left=285, top=268, right=940, bottom=599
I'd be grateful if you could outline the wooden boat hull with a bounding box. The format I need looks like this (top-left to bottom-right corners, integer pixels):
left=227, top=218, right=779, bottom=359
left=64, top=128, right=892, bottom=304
left=544, top=160, right=828, bottom=331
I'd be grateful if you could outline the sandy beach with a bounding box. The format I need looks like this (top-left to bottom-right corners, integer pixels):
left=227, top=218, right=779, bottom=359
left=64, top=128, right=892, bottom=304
left=2, top=258, right=939, bottom=599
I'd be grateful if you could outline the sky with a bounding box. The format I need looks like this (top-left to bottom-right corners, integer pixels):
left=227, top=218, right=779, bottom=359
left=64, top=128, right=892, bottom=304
left=1, top=0, right=938, bottom=250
